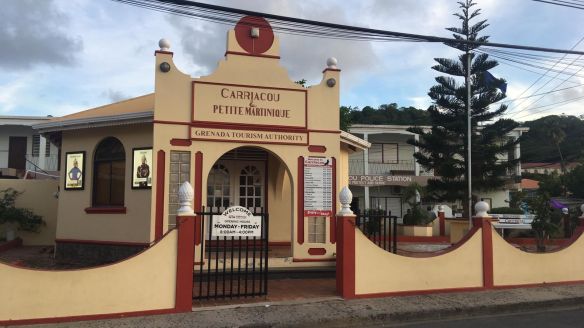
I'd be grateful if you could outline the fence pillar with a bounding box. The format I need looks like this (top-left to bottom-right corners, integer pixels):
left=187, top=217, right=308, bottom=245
left=472, top=201, right=494, bottom=289
left=336, top=186, right=356, bottom=299
left=438, top=205, right=446, bottom=236
left=175, top=182, right=195, bottom=312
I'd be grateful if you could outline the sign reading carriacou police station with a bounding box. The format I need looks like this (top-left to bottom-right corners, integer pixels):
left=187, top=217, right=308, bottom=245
left=349, top=175, right=431, bottom=187
left=211, top=206, right=262, bottom=237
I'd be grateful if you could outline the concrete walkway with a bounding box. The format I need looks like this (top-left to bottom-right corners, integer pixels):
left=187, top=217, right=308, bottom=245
left=16, top=284, right=584, bottom=328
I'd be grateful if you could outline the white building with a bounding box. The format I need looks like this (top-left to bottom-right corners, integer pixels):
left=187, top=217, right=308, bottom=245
left=348, top=124, right=529, bottom=216
left=0, top=116, right=60, bottom=178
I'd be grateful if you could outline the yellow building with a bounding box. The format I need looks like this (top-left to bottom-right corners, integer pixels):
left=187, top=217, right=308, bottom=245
left=35, top=16, right=368, bottom=264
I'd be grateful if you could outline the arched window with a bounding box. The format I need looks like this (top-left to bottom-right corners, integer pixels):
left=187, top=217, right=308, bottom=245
left=93, top=137, right=125, bottom=206
left=207, top=164, right=230, bottom=208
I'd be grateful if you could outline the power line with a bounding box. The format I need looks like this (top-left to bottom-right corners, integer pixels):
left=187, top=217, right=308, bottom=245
left=513, top=94, right=584, bottom=120
left=532, top=0, right=584, bottom=10
left=112, top=0, right=584, bottom=55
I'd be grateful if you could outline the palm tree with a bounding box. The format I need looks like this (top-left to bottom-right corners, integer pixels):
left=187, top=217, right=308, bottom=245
left=545, top=120, right=566, bottom=173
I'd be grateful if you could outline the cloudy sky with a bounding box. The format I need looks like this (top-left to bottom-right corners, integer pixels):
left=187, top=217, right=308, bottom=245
left=1, top=0, right=583, bottom=122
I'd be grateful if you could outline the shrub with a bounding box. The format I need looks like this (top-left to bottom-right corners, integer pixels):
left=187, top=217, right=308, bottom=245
left=0, top=188, right=45, bottom=233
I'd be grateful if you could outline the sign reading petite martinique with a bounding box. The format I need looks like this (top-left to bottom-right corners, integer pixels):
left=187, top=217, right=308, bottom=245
left=212, top=206, right=262, bottom=237
left=304, top=157, right=333, bottom=217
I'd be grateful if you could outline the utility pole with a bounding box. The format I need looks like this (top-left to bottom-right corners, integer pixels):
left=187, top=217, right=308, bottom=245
left=467, top=51, right=473, bottom=226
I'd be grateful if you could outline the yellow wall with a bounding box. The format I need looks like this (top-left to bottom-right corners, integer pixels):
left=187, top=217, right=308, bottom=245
left=57, top=124, right=153, bottom=243
left=152, top=27, right=343, bottom=259
left=0, top=230, right=177, bottom=321
left=355, top=228, right=483, bottom=294
left=0, top=179, right=58, bottom=245
left=493, top=228, right=584, bottom=286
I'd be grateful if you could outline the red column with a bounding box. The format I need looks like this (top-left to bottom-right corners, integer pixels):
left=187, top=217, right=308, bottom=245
left=297, top=156, right=305, bottom=245
left=438, top=210, right=445, bottom=236
left=473, top=216, right=494, bottom=289
left=336, top=213, right=356, bottom=299
left=175, top=215, right=195, bottom=312
left=154, top=150, right=166, bottom=241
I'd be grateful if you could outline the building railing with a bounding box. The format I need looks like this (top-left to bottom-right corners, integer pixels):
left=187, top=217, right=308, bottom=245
left=349, top=159, right=416, bottom=175
left=25, top=154, right=59, bottom=172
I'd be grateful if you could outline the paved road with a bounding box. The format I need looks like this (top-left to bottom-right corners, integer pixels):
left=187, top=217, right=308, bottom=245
left=386, top=306, right=584, bottom=328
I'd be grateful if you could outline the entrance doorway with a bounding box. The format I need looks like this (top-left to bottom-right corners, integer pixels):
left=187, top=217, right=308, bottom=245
left=194, top=146, right=296, bottom=301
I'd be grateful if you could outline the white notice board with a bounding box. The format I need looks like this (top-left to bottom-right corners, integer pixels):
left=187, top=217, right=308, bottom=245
left=304, top=157, right=333, bottom=217
left=211, top=206, right=262, bottom=237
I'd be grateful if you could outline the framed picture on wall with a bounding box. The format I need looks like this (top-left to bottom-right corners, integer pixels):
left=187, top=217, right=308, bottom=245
left=64, top=151, right=85, bottom=190
left=132, top=148, right=153, bottom=189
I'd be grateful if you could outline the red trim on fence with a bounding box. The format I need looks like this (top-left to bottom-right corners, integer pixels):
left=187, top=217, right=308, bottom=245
left=395, top=235, right=450, bottom=243
left=292, top=258, right=335, bottom=262
left=84, top=207, right=127, bottom=214
left=330, top=157, right=337, bottom=244
left=175, top=215, right=196, bottom=312
left=308, top=248, right=327, bottom=256
left=155, top=150, right=165, bottom=241
left=308, top=145, right=326, bottom=153
left=0, top=238, right=22, bottom=252
left=439, top=211, right=445, bottom=236
left=336, top=214, right=356, bottom=299
left=55, top=239, right=149, bottom=247
left=170, top=139, right=192, bottom=146
left=351, top=286, right=485, bottom=299
left=0, top=308, right=177, bottom=327
left=297, top=156, right=305, bottom=245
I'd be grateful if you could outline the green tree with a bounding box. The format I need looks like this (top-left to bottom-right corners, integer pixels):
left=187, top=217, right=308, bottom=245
left=538, top=172, right=563, bottom=197
left=407, top=0, right=519, bottom=216
left=521, top=115, right=584, bottom=163
left=339, top=106, right=352, bottom=131
left=545, top=119, right=566, bottom=173
left=528, top=193, right=559, bottom=252
left=566, top=164, right=584, bottom=198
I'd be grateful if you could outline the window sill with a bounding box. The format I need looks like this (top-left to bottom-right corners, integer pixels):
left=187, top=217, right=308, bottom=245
left=84, top=207, right=127, bottom=214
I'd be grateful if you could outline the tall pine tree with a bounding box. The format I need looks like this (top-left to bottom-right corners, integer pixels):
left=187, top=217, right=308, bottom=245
left=408, top=0, right=519, bottom=216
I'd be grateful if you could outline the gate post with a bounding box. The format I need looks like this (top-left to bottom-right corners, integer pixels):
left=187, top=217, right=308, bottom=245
left=175, top=182, right=196, bottom=312
left=336, top=186, right=356, bottom=299
left=438, top=205, right=446, bottom=236
left=472, top=201, right=494, bottom=289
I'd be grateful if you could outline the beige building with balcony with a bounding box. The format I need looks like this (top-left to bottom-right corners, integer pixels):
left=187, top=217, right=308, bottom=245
left=348, top=124, right=528, bottom=217
left=0, top=116, right=60, bottom=178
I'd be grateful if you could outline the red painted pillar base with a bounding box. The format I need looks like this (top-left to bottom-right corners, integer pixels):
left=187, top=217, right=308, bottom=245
left=438, top=211, right=445, bottom=236
left=175, top=215, right=195, bottom=312
left=336, top=213, right=356, bottom=299
left=473, top=216, right=494, bottom=289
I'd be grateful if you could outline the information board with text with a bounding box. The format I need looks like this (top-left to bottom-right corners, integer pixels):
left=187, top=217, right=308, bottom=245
left=304, top=157, right=333, bottom=217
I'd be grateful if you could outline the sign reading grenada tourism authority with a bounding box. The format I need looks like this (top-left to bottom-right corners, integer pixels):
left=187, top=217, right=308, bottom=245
left=212, top=206, right=262, bottom=237
left=192, top=81, right=307, bottom=128
left=304, top=157, right=333, bottom=217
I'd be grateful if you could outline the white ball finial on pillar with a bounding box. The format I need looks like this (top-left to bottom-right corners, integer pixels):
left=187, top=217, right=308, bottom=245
left=562, top=208, right=569, bottom=215
left=159, top=38, right=171, bottom=51
left=326, top=57, right=338, bottom=69
left=338, top=186, right=353, bottom=215
left=177, top=181, right=194, bottom=216
left=580, top=204, right=584, bottom=217
left=474, top=201, right=490, bottom=218
left=438, top=205, right=444, bottom=213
